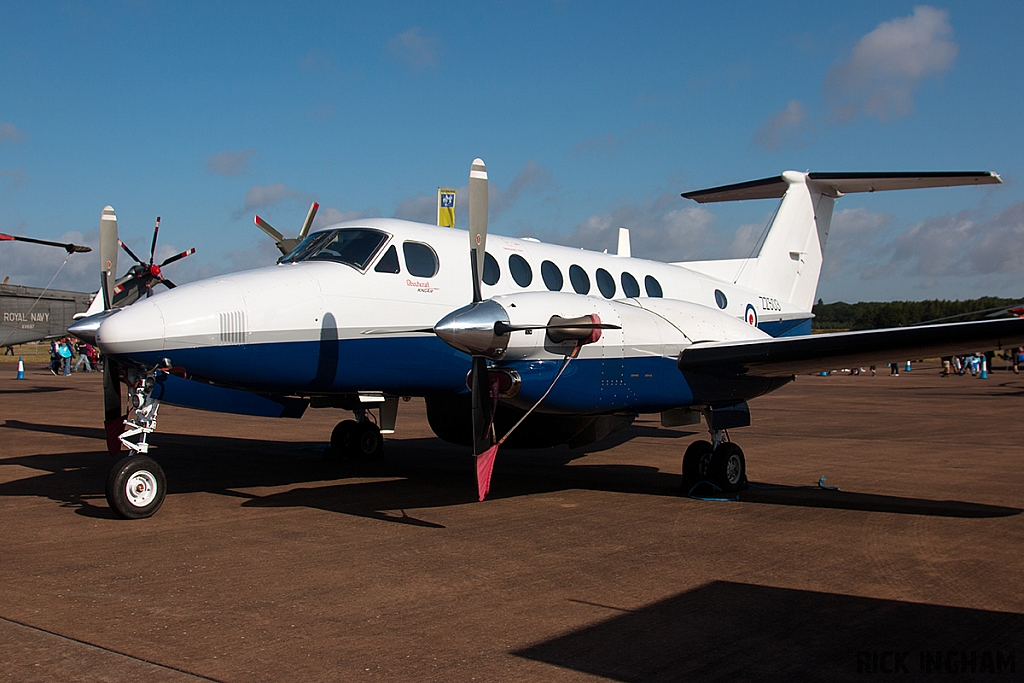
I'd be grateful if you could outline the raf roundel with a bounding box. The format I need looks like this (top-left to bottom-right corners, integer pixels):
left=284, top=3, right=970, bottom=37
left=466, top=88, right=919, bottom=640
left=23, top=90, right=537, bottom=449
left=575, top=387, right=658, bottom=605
left=745, top=303, right=758, bottom=327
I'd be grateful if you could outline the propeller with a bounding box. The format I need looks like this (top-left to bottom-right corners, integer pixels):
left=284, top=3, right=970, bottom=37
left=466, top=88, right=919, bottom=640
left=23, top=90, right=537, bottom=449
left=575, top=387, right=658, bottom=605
left=0, top=233, right=92, bottom=254
left=435, top=159, right=619, bottom=501
left=116, top=216, right=195, bottom=299
left=255, top=201, right=319, bottom=256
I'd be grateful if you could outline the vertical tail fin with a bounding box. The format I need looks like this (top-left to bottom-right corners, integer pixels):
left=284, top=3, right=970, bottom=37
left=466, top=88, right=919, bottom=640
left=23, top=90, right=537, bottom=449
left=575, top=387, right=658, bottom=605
left=680, top=171, right=1001, bottom=312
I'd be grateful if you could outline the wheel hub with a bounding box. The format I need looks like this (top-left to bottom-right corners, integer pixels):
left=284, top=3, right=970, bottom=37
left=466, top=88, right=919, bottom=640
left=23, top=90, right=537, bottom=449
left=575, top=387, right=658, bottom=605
left=726, top=455, right=742, bottom=484
left=125, top=470, right=158, bottom=508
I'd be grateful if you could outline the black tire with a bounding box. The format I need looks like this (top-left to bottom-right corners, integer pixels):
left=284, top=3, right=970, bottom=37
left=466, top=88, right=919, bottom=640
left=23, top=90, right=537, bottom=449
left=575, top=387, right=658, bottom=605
left=682, top=440, right=713, bottom=489
left=353, top=421, right=384, bottom=460
left=106, top=455, right=166, bottom=519
left=329, top=420, right=358, bottom=459
left=709, top=442, right=746, bottom=493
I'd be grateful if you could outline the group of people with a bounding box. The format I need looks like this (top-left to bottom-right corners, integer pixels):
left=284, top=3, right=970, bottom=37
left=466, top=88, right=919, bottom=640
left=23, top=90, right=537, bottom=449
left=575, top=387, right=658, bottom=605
left=49, top=337, right=100, bottom=376
left=940, top=348, right=1023, bottom=376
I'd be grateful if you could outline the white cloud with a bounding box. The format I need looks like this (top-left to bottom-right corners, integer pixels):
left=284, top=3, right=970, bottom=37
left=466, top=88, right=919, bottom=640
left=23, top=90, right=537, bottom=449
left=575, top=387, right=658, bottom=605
left=490, top=160, right=555, bottom=218
left=313, top=206, right=380, bottom=229
left=206, top=149, right=256, bottom=177
left=885, top=202, right=1024, bottom=278
left=393, top=195, right=436, bottom=224
left=1, top=169, right=26, bottom=189
left=299, top=49, right=338, bottom=73
left=820, top=207, right=892, bottom=281
left=825, top=5, right=958, bottom=122
left=571, top=133, right=621, bottom=159
left=387, top=27, right=438, bottom=69
left=752, top=100, right=814, bottom=151
left=0, top=122, right=25, bottom=146
left=544, top=193, right=721, bottom=262
left=235, top=182, right=312, bottom=218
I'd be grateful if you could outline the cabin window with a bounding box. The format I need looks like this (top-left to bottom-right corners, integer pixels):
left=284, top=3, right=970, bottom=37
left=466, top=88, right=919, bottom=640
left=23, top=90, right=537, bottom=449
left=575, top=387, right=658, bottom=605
left=280, top=228, right=389, bottom=271
left=569, top=265, right=590, bottom=294
left=645, top=275, right=663, bottom=298
left=509, top=254, right=533, bottom=287
left=374, top=245, right=401, bottom=274
left=596, top=268, right=615, bottom=298
left=541, top=260, right=563, bottom=291
left=403, top=242, right=439, bottom=277
left=482, top=252, right=500, bottom=285
left=621, top=272, right=640, bottom=298
left=714, top=289, right=728, bottom=309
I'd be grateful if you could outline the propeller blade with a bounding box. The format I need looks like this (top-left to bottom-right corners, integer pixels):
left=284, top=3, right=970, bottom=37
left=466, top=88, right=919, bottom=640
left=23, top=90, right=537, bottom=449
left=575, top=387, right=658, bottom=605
left=161, top=279, right=177, bottom=289
left=159, top=247, right=195, bottom=267
left=102, top=357, right=123, bottom=457
left=99, top=206, right=118, bottom=310
left=118, top=239, right=145, bottom=265
left=254, top=215, right=285, bottom=242
left=468, top=158, right=488, bottom=302
left=100, top=271, right=111, bottom=310
left=298, top=202, right=319, bottom=241
left=470, top=356, right=494, bottom=457
left=0, top=233, right=92, bottom=253
left=148, top=216, right=161, bottom=265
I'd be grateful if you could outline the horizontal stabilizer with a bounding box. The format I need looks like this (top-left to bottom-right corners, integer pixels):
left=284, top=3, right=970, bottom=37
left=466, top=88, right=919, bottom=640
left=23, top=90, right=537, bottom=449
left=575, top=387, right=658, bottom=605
left=678, top=317, right=1024, bottom=377
left=682, top=171, right=1001, bottom=203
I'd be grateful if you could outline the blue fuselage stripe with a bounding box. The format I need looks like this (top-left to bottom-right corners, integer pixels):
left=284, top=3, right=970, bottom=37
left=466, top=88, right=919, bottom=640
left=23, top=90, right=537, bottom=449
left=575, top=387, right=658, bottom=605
left=119, top=336, right=695, bottom=415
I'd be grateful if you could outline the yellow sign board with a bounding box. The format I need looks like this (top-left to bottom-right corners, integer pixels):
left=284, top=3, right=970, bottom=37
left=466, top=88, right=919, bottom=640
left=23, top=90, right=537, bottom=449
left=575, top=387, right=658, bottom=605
left=437, top=187, right=456, bottom=228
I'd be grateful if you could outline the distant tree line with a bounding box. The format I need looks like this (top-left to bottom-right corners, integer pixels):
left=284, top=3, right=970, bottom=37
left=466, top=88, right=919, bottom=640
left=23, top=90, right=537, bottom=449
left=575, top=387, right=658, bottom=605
left=811, top=297, right=1020, bottom=331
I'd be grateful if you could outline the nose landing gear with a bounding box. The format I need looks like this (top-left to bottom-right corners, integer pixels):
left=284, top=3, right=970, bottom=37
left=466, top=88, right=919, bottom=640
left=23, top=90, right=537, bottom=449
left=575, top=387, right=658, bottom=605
left=106, top=369, right=168, bottom=519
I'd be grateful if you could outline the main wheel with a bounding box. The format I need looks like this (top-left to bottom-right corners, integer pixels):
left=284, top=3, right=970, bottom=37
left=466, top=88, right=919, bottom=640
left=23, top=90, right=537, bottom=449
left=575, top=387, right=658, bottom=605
left=106, top=455, right=166, bottom=519
left=353, top=421, right=384, bottom=460
left=681, top=440, right=713, bottom=489
left=709, top=443, right=746, bottom=493
left=329, top=420, right=358, bottom=459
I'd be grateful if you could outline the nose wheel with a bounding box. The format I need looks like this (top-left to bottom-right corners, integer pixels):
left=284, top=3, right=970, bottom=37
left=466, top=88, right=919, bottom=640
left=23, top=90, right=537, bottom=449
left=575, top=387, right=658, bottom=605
left=106, top=455, right=167, bottom=519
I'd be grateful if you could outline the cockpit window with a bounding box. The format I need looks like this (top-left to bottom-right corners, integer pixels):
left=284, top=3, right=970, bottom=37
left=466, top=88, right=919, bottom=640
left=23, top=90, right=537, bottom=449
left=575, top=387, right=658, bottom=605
left=280, top=228, right=389, bottom=270
left=374, top=245, right=401, bottom=273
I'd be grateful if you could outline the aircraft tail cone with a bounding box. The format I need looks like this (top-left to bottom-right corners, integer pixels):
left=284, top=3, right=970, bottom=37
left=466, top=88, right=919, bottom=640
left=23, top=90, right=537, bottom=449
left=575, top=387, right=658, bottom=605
left=16, top=357, right=25, bottom=380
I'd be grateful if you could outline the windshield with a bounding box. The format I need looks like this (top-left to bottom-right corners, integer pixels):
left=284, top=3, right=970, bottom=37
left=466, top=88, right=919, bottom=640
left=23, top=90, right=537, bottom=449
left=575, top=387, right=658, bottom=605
left=280, top=228, right=390, bottom=270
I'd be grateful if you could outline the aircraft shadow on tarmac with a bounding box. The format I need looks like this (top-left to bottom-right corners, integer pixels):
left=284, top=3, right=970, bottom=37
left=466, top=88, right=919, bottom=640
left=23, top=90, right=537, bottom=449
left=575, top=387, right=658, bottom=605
left=514, top=581, right=1023, bottom=682
left=1, top=419, right=1020, bottom=523
left=0, top=387, right=72, bottom=396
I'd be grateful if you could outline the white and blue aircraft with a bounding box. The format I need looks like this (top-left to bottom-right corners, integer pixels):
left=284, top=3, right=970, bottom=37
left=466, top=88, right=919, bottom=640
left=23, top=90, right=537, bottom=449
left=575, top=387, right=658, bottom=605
left=70, top=160, right=1023, bottom=519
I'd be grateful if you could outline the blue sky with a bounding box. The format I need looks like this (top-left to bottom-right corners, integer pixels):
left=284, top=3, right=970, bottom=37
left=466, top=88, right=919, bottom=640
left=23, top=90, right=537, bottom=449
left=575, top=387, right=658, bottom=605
left=1, top=1, right=1022, bottom=304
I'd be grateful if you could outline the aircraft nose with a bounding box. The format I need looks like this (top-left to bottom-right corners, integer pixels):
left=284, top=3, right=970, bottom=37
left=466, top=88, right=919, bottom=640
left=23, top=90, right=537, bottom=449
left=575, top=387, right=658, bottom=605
left=96, top=299, right=167, bottom=356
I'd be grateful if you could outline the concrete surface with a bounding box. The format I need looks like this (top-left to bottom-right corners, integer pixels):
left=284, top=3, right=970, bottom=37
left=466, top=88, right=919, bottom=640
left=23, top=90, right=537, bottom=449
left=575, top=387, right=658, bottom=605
left=1, top=362, right=1021, bottom=681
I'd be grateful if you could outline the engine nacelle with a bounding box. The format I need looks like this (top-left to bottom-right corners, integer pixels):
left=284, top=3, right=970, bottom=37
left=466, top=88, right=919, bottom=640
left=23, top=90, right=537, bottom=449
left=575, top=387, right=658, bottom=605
left=433, top=292, right=772, bottom=415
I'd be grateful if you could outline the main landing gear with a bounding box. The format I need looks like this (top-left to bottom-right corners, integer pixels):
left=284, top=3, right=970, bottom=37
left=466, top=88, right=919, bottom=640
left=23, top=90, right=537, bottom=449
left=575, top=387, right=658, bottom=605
left=681, top=430, right=747, bottom=494
left=106, top=370, right=168, bottom=519
left=328, top=409, right=384, bottom=464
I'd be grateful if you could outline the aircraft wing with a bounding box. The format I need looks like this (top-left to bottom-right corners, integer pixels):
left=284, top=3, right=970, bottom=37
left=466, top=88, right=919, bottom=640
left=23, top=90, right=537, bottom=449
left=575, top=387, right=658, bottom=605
left=678, top=317, right=1024, bottom=377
